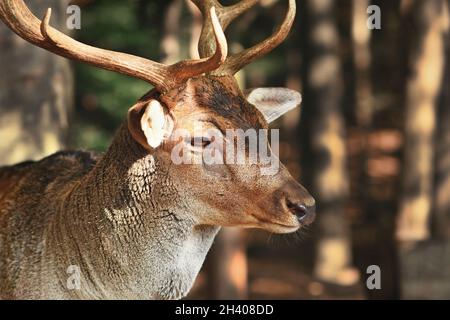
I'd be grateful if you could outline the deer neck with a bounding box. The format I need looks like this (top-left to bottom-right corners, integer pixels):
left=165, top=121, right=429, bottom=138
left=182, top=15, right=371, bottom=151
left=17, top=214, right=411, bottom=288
left=50, top=124, right=219, bottom=299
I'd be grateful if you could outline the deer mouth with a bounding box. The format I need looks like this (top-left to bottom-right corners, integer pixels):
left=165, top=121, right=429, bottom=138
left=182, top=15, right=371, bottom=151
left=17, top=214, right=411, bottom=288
left=262, top=221, right=300, bottom=234
left=250, top=213, right=300, bottom=234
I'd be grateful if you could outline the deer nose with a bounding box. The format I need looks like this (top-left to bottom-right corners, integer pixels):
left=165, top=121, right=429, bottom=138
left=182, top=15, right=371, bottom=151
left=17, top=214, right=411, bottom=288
left=286, top=199, right=316, bottom=225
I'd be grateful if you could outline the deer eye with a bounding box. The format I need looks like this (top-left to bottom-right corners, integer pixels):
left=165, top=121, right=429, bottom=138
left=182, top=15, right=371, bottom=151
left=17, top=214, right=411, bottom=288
left=190, top=137, right=212, bottom=148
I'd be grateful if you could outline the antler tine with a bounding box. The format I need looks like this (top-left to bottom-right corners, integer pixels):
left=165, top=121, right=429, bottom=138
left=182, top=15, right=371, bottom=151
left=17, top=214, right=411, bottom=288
left=169, top=7, right=228, bottom=81
left=218, top=0, right=296, bottom=75
left=192, top=0, right=259, bottom=58
left=219, top=0, right=260, bottom=29
left=0, top=0, right=227, bottom=93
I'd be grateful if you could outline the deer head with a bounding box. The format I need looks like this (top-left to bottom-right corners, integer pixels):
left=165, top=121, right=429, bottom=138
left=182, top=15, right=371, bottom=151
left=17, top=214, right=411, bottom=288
left=0, top=0, right=315, bottom=234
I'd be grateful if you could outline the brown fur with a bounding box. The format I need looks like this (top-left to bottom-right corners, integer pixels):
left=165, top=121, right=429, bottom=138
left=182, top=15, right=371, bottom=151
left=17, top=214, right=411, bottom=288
left=0, top=0, right=308, bottom=300
left=0, top=75, right=314, bottom=299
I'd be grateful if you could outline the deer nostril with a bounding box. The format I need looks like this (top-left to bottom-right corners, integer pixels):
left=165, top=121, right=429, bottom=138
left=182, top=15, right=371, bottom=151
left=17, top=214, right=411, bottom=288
left=287, top=201, right=307, bottom=218
left=286, top=200, right=316, bottom=225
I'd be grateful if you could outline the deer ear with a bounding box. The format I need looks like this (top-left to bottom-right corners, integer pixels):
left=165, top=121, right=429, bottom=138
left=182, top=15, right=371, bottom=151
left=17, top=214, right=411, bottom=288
left=128, top=99, right=174, bottom=150
left=245, top=88, right=302, bottom=124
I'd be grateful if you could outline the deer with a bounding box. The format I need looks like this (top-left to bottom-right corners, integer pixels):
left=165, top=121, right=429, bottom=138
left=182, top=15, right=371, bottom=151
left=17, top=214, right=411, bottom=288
left=0, top=0, right=315, bottom=300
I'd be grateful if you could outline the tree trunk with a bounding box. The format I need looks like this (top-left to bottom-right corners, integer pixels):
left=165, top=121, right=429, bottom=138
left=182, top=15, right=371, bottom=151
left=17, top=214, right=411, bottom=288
left=301, top=0, right=356, bottom=285
left=397, top=0, right=448, bottom=242
left=352, top=0, right=373, bottom=129
left=0, top=0, right=73, bottom=166
left=432, top=0, right=450, bottom=239
left=160, top=0, right=183, bottom=64
left=186, top=0, right=202, bottom=59
left=398, top=0, right=450, bottom=300
left=206, top=228, right=248, bottom=299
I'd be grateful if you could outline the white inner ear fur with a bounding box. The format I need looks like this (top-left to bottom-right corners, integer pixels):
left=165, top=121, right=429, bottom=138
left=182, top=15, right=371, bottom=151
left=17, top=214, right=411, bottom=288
left=245, top=88, right=302, bottom=123
left=140, top=99, right=173, bottom=149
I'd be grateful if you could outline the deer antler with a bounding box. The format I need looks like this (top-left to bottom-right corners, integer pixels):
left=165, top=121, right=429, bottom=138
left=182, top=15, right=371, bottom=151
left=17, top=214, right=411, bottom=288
left=192, top=0, right=259, bottom=59
left=193, top=0, right=296, bottom=76
left=0, top=0, right=227, bottom=93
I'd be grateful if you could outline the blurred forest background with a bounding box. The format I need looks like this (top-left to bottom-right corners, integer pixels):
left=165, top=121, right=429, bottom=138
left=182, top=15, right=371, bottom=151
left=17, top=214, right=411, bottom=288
left=0, top=0, right=449, bottom=299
